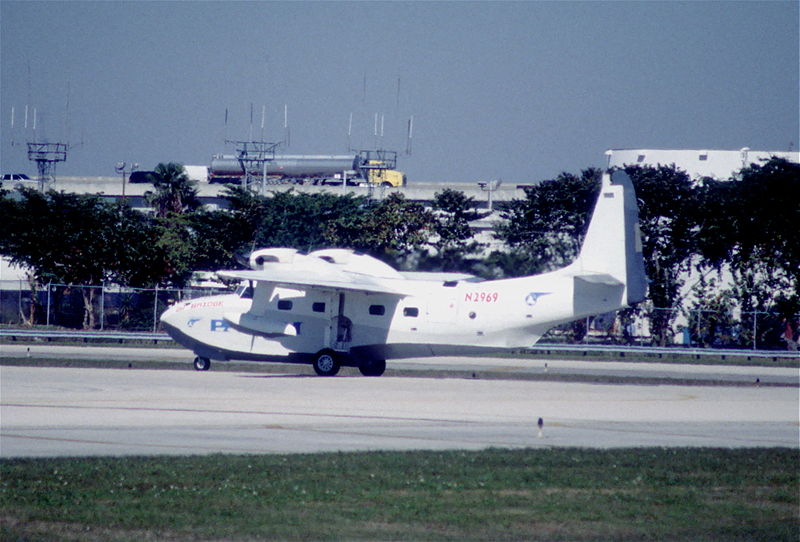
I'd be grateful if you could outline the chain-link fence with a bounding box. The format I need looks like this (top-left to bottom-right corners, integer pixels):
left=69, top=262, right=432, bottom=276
left=1, top=281, right=797, bottom=351
left=0, top=282, right=229, bottom=332
left=515, top=307, right=798, bottom=351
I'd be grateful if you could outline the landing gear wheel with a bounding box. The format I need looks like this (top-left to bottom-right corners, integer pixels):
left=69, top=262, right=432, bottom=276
left=359, top=359, right=386, bottom=377
left=313, top=350, right=341, bottom=377
left=193, top=356, right=211, bottom=371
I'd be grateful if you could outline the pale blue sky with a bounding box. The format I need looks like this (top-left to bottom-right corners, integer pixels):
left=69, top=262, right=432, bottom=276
left=1, top=1, right=798, bottom=183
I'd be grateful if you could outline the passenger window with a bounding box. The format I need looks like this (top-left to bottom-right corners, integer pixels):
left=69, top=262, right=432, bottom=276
left=403, top=307, right=419, bottom=318
left=277, top=300, right=293, bottom=311
left=312, top=302, right=326, bottom=313
left=369, top=305, right=386, bottom=316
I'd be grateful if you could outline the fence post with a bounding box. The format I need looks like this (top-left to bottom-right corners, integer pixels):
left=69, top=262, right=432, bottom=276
left=695, top=309, right=701, bottom=347
left=153, top=284, right=159, bottom=333
left=100, top=282, right=105, bottom=331
left=46, top=282, right=52, bottom=327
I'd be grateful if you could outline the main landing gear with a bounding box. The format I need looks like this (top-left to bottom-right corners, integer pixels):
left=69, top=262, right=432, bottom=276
left=313, top=349, right=341, bottom=377
left=358, top=358, right=386, bottom=377
left=312, top=350, right=386, bottom=377
left=192, top=352, right=386, bottom=377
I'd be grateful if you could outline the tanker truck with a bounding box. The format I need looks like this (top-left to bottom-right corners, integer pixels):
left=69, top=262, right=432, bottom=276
left=208, top=153, right=406, bottom=187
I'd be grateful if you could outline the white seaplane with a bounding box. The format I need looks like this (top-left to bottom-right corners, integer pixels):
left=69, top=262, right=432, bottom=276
left=160, top=170, right=647, bottom=376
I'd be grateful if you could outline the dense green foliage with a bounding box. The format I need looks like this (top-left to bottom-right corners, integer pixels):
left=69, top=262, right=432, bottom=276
left=2, top=448, right=797, bottom=541
left=625, top=164, right=699, bottom=345
left=492, top=160, right=799, bottom=346
left=1, top=158, right=797, bottom=340
left=494, top=168, right=601, bottom=276
left=145, top=162, right=201, bottom=218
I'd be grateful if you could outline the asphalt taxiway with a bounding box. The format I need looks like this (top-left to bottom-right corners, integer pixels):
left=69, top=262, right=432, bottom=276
left=2, top=343, right=798, bottom=384
left=2, top=361, right=797, bottom=457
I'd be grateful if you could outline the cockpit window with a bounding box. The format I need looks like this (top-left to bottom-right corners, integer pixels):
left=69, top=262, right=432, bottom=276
left=236, top=285, right=254, bottom=299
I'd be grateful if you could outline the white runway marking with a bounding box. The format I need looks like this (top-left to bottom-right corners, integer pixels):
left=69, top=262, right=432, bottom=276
left=1, top=366, right=797, bottom=457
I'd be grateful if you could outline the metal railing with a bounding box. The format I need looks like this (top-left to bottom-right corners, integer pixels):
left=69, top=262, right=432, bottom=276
left=0, top=328, right=170, bottom=343
left=528, top=343, right=799, bottom=360
left=1, top=329, right=797, bottom=360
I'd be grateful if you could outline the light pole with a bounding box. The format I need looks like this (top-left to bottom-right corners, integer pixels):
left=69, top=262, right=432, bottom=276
left=115, top=161, right=139, bottom=200
left=478, top=179, right=502, bottom=211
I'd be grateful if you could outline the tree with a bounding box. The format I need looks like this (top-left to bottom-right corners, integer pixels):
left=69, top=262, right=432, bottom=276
left=218, top=185, right=268, bottom=256
left=624, top=164, right=699, bottom=346
left=255, top=190, right=368, bottom=251
left=105, top=201, right=163, bottom=287
left=146, top=163, right=201, bottom=218
left=140, top=162, right=210, bottom=287
left=422, top=188, right=484, bottom=273
left=711, top=157, right=800, bottom=348
left=322, top=192, right=435, bottom=268
left=492, top=168, right=601, bottom=277
left=0, top=188, right=159, bottom=328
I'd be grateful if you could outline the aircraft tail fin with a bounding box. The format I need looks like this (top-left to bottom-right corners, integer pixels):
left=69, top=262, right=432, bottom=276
left=571, top=170, right=647, bottom=306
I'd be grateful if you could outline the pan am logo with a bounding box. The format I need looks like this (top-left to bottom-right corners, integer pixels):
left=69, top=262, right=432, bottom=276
left=186, top=317, right=202, bottom=328
left=525, top=292, right=551, bottom=307
left=210, top=319, right=231, bottom=332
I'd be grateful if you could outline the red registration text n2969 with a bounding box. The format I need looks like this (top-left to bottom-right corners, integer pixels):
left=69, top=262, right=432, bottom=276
left=464, top=292, right=499, bottom=303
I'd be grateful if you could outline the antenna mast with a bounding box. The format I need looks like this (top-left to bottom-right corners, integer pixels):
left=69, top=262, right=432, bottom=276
left=27, top=142, right=68, bottom=190
left=225, top=139, right=280, bottom=192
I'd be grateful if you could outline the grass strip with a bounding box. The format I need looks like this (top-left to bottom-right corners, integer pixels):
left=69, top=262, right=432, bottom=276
left=2, top=448, right=797, bottom=541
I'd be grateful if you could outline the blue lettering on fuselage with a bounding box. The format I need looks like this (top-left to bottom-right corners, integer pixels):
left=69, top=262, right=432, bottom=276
left=210, top=319, right=230, bottom=332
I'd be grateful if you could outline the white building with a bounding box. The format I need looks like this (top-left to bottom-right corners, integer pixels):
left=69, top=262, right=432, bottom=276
left=605, top=148, right=798, bottom=180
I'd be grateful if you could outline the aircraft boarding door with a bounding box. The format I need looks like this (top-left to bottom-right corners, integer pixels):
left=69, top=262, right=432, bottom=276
left=331, top=292, right=352, bottom=352
left=426, top=289, right=459, bottom=327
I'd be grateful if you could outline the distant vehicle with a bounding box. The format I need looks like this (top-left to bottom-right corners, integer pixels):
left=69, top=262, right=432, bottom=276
left=1, top=174, right=38, bottom=189
left=183, top=165, right=209, bottom=183
left=208, top=153, right=406, bottom=187
left=160, top=170, right=647, bottom=376
left=128, top=171, right=155, bottom=183
left=1, top=174, right=31, bottom=182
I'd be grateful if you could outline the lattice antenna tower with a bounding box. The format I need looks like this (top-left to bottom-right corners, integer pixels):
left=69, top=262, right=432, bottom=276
left=225, top=139, right=281, bottom=189
left=27, top=142, right=68, bottom=190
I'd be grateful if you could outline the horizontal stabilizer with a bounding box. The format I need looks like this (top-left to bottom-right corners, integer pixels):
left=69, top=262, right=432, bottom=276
left=572, top=272, right=624, bottom=286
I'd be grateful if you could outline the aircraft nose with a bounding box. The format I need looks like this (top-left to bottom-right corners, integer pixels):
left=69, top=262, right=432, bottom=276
left=159, top=301, right=181, bottom=326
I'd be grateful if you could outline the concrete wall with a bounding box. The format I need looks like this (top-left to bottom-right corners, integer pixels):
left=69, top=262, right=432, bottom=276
left=26, top=177, right=532, bottom=209
left=606, top=148, right=799, bottom=180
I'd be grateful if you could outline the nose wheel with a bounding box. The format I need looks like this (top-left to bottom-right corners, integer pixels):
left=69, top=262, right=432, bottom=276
left=193, top=356, right=211, bottom=371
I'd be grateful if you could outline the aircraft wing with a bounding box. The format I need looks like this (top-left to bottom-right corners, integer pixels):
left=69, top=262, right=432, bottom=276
left=217, top=269, right=408, bottom=297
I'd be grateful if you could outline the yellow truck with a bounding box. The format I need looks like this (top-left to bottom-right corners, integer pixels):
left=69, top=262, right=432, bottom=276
left=359, top=150, right=406, bottom=187
left=366, top=162, right=406, bottom=187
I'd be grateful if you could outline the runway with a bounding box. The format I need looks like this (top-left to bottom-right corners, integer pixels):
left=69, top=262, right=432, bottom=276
left=3, top=343, right=799, bottom=385
left=2, top=364, right=797, bottom=457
